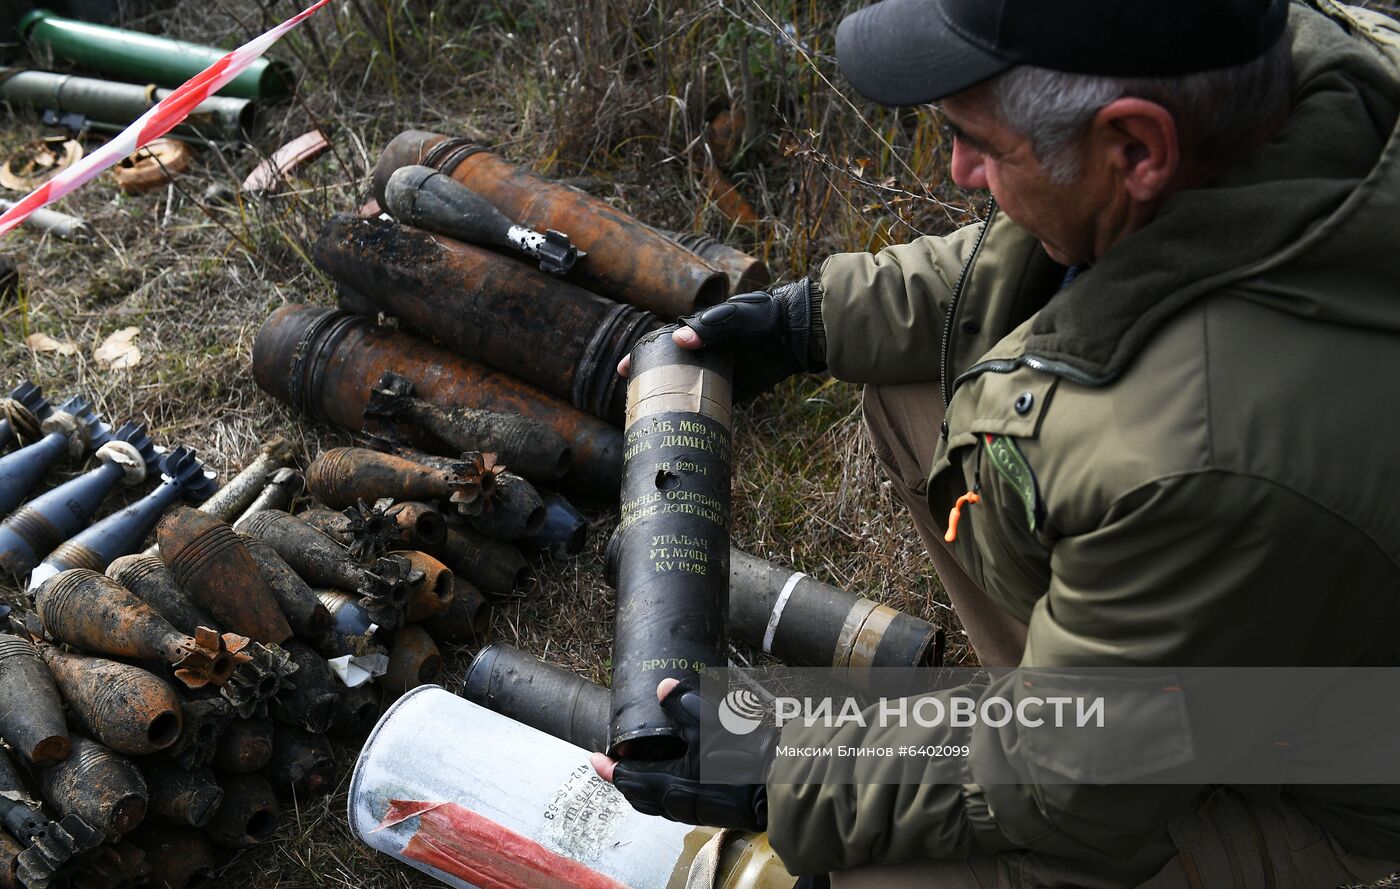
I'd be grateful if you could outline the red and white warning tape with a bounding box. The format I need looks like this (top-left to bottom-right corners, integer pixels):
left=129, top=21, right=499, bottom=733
left=0, top=0, right=330, bottom=238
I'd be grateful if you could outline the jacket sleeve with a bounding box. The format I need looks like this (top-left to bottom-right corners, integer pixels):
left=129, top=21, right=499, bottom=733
left=766, top=470, right=1368, bottom=875
left=813, top=222, right=986, bottom=385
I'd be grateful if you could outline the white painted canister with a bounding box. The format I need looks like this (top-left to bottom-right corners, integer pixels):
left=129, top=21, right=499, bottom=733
left=349, top=686, right=703, bottom=888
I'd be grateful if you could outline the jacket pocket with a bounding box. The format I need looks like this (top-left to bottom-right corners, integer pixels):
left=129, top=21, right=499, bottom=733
left=1015, top=671, right=1197, bottom=784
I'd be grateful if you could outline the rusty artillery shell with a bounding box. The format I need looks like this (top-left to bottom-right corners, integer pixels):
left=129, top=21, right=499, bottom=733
left=420, top=577, right=489, bottom=646
left=157, top=508, right=292, bottom=645
left=307, top=446, right=489, bottom=517
left=422, top=523, right=529, bottom=598
left=195, top=437, right=296, bottom=523
left=204, top=773, right=277, bottom=848
left=211, top=718, right=272, bottom=774
left=608, top=328, right=734, bottom=758
left=137, top=761, right=222, bottom=829
left=269, top=640, right=338, bottom=734
left=35, top=570, right=247, bottom=689
left=316, top=215, right=658, bottom=424
left=263, top=726, right=334, bottom=797
left=365, top=372, right=571, bottom=483
left=240, top=509, right=410, bottom=630
left=167, top=696, right=231, bottom=772
left=663, top=230, right=771, bottom=295
left=0, top=634, right=69, bottom=764
left=463, top=644, right=610, bottom=752
left=730, top=548, right=943, bottom=668
left=39, top=735, right=146, bottom=839
left=0, top=745, right=106, bottom=889
left=126, top=826, right=214, bottom=889
left=230, top=467, right=303, bottom=529
left=241, top=535, right=331, bottom=639
left=385, top=501, right=447, bottom=547
left=393, top=551, right=454, bottom=622
left=328, top=682, right=381, bottom=740
left=372, top=131, right=729, bottom=317
left=382, top=625, right=442, bottom=695
left=251, top=305, right=623, bottom=498
left=107, top=555, right=216, bottom=639
left=38, top=647, right=182, bottom=756
left=464, top=471, right=546, bottom=541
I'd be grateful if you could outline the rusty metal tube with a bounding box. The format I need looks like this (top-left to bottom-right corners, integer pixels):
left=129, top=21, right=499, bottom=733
left=38, top=735, right=147, bottom=840
left=420, top=577, right=489, bottom=646
left=393, top=550, right=455, bottom=622
left=314, top=214, right=657, bottom=424
left=39, top=646, right=183, bottom=756
left=372, top=131, right=729, bottom=316
left=252, top=304, right=622, bottom=498
left=382, top=625, right=442, bottom=695
left=462, top=644, right=609, bottom=753
left=35, top=569, right=244, bottom=689
left=157, top=508, right=293, bottom=644
left=421, top=523, right=529, bottom=598
left=729, top=547, right=943, bottom=668
left=0, top=634, right=69, bottom=765
left=607, top=328, right=733, bottom=758
left=366, top=372, right=572, bottom=483
left=663, top=230, right=772, bottom=295
left=241, top=535, right=332, bottom=639
left=231, top=467, right=303, bottom=529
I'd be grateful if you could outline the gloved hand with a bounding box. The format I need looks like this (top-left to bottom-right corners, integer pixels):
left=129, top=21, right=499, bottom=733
left=590, top=678, right=775, bottom=832
left=677, top=279, right=818, bottom=400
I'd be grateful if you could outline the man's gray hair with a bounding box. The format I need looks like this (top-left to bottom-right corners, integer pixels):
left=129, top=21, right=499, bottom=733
left=991, top=30, right=1295, bottom=183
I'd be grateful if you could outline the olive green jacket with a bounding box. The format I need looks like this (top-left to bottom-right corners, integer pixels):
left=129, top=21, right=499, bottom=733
left=768, top=1, right=1400, bottom=877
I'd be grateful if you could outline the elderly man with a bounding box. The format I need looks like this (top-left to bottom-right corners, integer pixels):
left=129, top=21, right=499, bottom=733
left=594, top=0, right=1400, bottom=885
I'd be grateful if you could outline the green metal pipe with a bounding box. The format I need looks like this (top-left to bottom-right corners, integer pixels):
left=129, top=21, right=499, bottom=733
left=0, top=67, right=255, bottom=142
left=20, top=9, right=293, bottom=100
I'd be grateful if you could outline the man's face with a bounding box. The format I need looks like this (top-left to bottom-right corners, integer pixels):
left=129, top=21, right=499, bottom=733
left=940, top=86, right=1118, bottom=267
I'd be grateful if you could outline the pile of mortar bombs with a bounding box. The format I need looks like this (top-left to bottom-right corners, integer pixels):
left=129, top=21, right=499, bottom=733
left=0, top=389, right=553, bottom=888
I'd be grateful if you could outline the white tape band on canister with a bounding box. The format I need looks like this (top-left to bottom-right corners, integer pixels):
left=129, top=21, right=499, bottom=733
left=762, top=571, right=806, bottom=654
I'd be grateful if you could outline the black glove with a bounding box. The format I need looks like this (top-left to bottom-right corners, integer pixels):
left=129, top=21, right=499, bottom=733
left=612, top=678, right=775, bottom=832
left=679, top=279, right=818, bottom=401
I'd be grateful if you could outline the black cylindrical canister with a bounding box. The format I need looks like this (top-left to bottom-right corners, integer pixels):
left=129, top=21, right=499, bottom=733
left=462, top=645, right=610, bottom=753
left=606, top=328, right=732, bottom=759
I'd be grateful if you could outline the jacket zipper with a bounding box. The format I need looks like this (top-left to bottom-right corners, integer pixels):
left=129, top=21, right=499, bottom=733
left=950, top=355, right=1121, bottom=395
left=941, top=198, right=997, bottom=410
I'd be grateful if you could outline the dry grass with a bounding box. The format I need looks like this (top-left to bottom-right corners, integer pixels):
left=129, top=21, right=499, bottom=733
left=0, top=0, right=1397, bottom=886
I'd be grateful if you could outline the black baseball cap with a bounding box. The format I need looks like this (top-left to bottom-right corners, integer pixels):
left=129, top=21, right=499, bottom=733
left=836, top=0, right=1290, bottom=106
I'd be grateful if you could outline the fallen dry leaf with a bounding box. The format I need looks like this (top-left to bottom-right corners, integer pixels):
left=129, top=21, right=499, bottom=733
left=94, top=326, right=142, bottom=370
left=26, top=332, right=78, bottom=356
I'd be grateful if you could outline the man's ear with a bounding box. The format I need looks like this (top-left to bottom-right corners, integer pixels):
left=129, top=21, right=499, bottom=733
left=1090, top=98, right=1179, bottom=202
